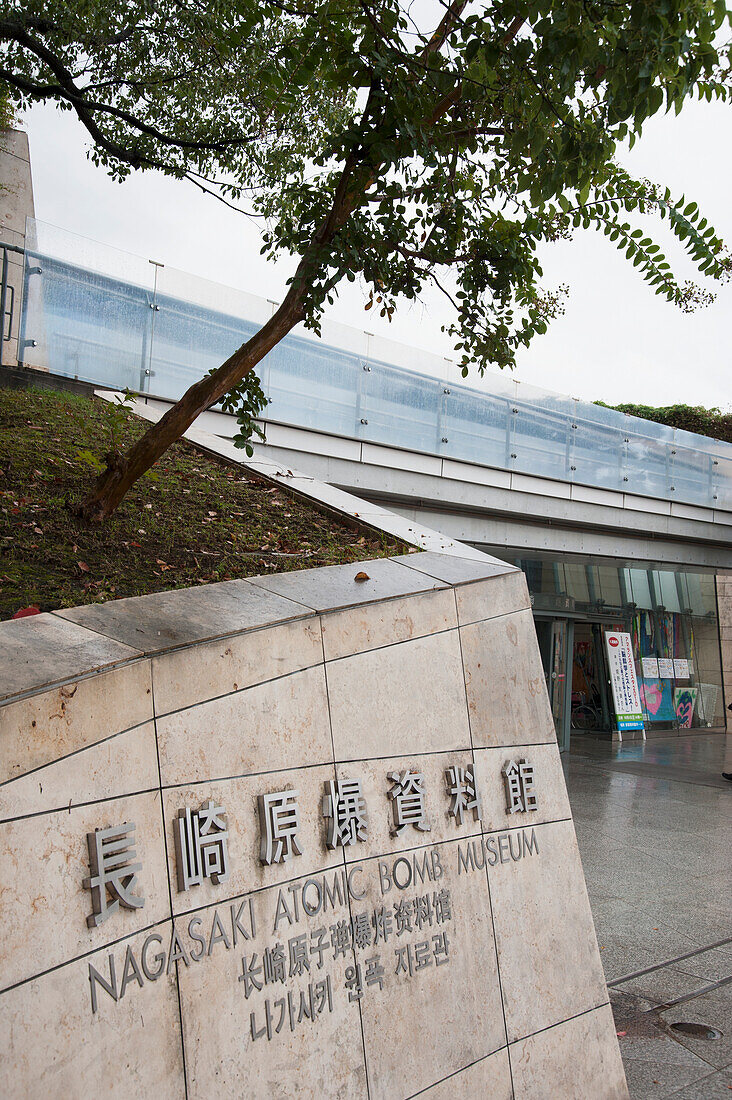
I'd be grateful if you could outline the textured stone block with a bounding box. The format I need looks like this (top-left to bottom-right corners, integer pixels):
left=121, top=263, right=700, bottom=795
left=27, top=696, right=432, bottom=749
left=488, top=818, right=609, bottom=1042
left=354, top=840, right=506, bottom=1099
left=460, top=609, right=555, bottom=748
left=335, top=751, right=483, bottom=866
left=0, top=719, right=159, bottom=820
left=0, top=924, right=185, bottom=1099
left=152, top=617, right=323, bottom=716
left=0, top=659, right=153, bottom=784
left=320, top=587, right=457, bottom=663
left=162, top=763, right=341, bottom=917
left=510, top=1004, right=627, bottom=1099
left=177, top=876, right=367, bottom=1100
left=472, top=742, right=571, bottom=834
left=58, top=578, right=311, bottom=654
left=0, top=792, right=169, bottom=990
left=156, top=665, right=333, bottom=785
left=250, top=556, right=444, bottom=611
left=419, top=1047, right=512, bottom=1099
left=326, top=631, right=470, bottom=760
left=454, top=570, right=532, bottom=626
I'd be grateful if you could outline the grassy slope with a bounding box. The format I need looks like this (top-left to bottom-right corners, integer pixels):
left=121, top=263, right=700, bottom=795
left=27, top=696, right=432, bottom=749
left=0, top=387, right=406, bottom=620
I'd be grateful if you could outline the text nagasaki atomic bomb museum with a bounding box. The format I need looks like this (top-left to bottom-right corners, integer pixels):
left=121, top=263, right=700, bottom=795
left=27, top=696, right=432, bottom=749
left=0, top=555, right=628, bottom=1098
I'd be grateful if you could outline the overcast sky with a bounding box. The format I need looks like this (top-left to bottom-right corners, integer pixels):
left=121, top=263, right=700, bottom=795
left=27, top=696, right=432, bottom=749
left=18, top=91, right=732, bottom=410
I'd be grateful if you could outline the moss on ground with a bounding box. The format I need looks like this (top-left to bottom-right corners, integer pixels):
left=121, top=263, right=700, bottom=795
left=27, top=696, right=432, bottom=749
left=0, top=387, right=408, bottom=620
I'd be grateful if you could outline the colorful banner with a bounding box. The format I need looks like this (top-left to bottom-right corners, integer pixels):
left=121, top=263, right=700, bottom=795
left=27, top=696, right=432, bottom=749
left=604, top=631, right=645, bottom=731
left=674, top=687, right=698, bottom=729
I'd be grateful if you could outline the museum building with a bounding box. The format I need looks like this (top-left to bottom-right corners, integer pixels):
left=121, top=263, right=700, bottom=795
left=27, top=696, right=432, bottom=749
left=2, top=131, right=730, bottom=753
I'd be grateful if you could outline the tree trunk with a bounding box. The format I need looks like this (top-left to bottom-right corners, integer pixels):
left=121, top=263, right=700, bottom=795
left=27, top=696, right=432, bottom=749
left=76, top=291, right=305, bottom=523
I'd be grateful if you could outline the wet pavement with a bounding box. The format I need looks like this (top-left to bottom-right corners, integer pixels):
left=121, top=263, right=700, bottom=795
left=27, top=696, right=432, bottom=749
left=566, top=733, right=732, bottom=1099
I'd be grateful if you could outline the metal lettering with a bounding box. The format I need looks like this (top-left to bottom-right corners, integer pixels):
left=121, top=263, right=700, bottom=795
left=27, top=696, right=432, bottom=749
left=188, top=916, right=206, bottom=960
left=83, top=822, right=144, bottom=928
left=392, top=857, right=412, bottom=890
left=323, top=779, right=368, bottom=848
left=445, top=764, right=482, bottom=825
left=387, top=770, right=430, bottom=835
left=167, top=926, right=191, bottom=973
left=378, top=861, right=392, bottom=894
left=88, top=954, right=117, bottom=1014
left=457, top=842, right=475, bottom=874
left=523, top=828, right=539, bottom=856
left=485, top=836, right=499, bottom=866
left=141, top=933, right=166, bottom=981
left=502, top=759, right=538, bottom=815
left=120, top=944, right=145, bottom=998
left=175, top=801, right=230, bottom=892
left=258, top=790, right=303, bottom=865
left=301, top=879, right=323, bottom=917
left=207, top=910, right=231, bottom=954
left=509, top=832, right=522, bottom=861
left=347, top=866, right=365, bottom=900
left=273, top=889, right=295, bottom=932
left=230, top=901, right=251, bottom=945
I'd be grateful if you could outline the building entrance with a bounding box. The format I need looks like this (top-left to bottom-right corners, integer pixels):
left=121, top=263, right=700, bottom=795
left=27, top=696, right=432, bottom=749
left=535, top=618, right=572, bottom=751
left=571, top=623, right=614, bottom=737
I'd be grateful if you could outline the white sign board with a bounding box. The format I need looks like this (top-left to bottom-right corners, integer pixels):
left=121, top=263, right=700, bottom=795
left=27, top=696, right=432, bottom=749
left=641, top=657, right=659, bottom=679
left=604, top=631, right=644, bottom=731
left=658, top=658, right=675, bottom=679
left=673, top=658, right=690, bottom=679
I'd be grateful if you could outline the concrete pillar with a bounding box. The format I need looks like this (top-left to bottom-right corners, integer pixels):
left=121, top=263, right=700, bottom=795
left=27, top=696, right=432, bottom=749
left=0, top=128, right=36, bottom=367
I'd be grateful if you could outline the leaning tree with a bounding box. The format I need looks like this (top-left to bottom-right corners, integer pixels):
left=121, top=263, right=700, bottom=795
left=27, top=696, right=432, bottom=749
left=1, top=0, right=730, bottom=520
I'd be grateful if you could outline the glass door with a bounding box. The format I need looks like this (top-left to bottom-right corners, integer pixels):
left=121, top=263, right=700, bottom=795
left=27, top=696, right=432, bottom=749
left=535, top=618, right=572, bottom=750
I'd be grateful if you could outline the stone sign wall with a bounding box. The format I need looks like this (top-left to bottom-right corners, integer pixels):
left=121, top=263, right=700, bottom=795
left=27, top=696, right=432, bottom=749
left=0, top=553, right=627, bottom=1098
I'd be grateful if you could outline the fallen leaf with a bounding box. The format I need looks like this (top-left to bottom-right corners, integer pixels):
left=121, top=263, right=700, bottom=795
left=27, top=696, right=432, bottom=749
left=12, top=606, right=41, bottom=619
left=354, top=571, right=370, bottom=582
left=77, top=561, right=90, bottom=573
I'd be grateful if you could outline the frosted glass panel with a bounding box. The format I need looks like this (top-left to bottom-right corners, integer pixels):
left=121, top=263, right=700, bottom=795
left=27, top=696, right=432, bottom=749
left=442, top=385, right=511, bottom=467
left=16, top=217, right=732, bottom=511
left=21, top=254, right=154, bottom=392
left=359, top=363, right=440, bottom=452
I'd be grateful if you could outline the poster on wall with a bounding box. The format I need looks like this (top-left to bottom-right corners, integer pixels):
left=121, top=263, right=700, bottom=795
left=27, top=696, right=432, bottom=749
left=673, top=658, right=690, bottom=679
left=604, top=631, right=645, bottom=732
left=641, top=657, right=659, bottom=679
left=697, top=682, right=718, bottom=726
left=657, top=658, right=675, bottom=678
left=639, top=680, right=677, bottom=723
left=674, top=687, right=699, bottom=728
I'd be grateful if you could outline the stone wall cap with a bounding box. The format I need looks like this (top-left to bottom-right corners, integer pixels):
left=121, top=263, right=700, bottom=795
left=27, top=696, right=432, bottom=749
left=2, top=553, right=519, bottom=703
left=0, top=611, right=142, bottom=703
left=53, top=577, right=315, bottom=657
left=392, top=550, right=517, bottom=586
left=247, top=555, right=450, bottom=612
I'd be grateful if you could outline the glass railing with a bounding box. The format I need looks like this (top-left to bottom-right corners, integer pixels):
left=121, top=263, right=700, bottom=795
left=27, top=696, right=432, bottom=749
left=16, top=217, right=732, bottom=511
